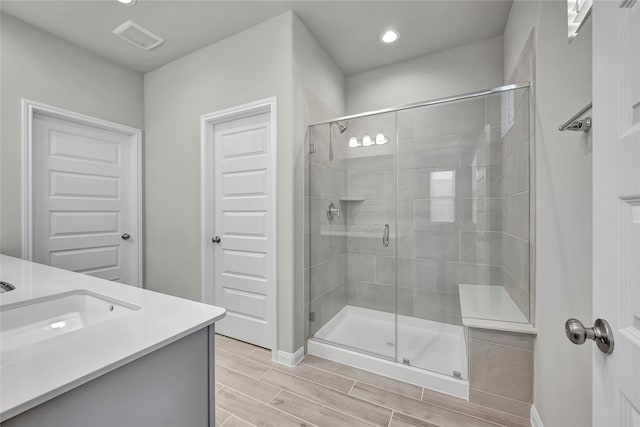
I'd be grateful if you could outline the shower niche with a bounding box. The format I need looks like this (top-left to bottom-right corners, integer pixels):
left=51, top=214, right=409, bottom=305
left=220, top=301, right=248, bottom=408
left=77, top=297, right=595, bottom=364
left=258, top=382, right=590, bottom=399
left=304, top=84, right=534, bottom=403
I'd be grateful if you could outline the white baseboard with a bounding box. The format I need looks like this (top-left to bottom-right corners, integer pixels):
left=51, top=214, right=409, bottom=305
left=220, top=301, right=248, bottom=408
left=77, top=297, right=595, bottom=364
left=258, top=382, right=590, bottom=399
left=530, top=405, right=544, bottom=427
left=273, top=347, right=304, bottom=367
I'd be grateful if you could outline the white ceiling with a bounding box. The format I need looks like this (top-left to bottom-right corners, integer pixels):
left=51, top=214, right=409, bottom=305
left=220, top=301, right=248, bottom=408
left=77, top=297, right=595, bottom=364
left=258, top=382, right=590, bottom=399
left=0, top=0, right=513, bottom=76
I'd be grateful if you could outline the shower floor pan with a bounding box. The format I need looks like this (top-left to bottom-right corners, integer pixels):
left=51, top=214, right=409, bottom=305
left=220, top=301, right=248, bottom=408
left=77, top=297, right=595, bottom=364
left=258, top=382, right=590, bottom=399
left=308, top=305, right=468, bottom=399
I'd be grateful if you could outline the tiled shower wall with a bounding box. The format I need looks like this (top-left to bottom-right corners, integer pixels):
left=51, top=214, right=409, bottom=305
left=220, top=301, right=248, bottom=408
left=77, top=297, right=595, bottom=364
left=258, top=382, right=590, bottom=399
left=306, top=88, right=531, bottom=336
left=305, top=124, right=349, bottom=337
left=502, top=90, right=531, bottom=318
left=345, top=96, right=515, bottom=326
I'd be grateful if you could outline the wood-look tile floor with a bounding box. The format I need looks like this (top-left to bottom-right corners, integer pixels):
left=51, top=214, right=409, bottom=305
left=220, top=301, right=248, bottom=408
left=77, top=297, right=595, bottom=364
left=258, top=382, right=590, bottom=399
left=214, top=335, right=530, bottom=427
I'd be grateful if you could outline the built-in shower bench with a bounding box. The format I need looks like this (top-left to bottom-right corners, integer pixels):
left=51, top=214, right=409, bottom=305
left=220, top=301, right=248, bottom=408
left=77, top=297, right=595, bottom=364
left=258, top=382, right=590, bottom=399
left=458, top=284, right=536, bottom=420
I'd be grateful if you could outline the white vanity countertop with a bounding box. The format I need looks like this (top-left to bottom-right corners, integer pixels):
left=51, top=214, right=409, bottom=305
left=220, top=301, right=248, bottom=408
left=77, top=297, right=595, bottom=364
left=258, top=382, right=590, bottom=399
left=0, top=255, right=226, bottom=421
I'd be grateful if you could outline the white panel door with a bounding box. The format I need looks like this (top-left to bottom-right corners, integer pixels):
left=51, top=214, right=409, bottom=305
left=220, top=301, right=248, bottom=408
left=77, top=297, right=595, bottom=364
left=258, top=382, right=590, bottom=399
left=213, top=112, right=273, bottom=348
left=32, top=113, right=140, bottom=285
left=593, top=1, right=640, bottom=426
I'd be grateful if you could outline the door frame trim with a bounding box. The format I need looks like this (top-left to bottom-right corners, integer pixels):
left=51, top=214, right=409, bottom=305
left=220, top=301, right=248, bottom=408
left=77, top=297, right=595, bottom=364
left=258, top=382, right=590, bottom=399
left=200, top=97, right=278, bottom=355
left=21, top=99, right=144, bottom=286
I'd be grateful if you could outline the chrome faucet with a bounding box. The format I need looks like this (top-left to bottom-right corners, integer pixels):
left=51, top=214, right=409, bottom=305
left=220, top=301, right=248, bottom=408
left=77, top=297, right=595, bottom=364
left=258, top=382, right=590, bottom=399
left=327, top=202, right=341, bottom=221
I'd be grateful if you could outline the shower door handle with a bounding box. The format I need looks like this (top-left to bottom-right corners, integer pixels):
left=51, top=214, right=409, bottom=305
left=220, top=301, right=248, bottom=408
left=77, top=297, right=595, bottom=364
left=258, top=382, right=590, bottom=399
left=382, top=224, right=390, bottom=247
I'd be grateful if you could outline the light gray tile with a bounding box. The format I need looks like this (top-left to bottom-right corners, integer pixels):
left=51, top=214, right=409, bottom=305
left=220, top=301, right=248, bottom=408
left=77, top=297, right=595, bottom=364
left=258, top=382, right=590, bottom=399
left=459, top=198, right=504, bottom=232
left=347, top=253, right=376, bottom=282
left=411, top=98, right=486, bottom=139
left=309, top=230, right=346, bottom=266
left=413, top=290, right=461, bottom=325
left=451, top=262, right=504, bottom=287
left=470, top=329, right=534, bottom=351
left=351, top=199, right=390, bottom=225
left=348, top=172, right=376, bottom=198
left=469, top=388, right=531, bottom=419
left=470, top=339, right=533, bottom=403
left=414, top=230, right=459, bottom=261
left=503, top=270, right=530, bottom=320
left=460, top=130, right=503, bottom=167
left=347, top=231, right=395, bottom=256
left=309, top=255, right=344, bottom=300
left=357, top=281, right=413, bottom=316
left=310, top=283, right=347, bottom=335
left=397, top=169, right=414, bottom=200
left=347, top=155, right=394, bottom=173
left=502, top=233, right=529, bottom=285
left=406, top=135, right=461, bottom=169
left=375, top=171, right=396, bottom=202
left=460, top=231, right=503, bottom=266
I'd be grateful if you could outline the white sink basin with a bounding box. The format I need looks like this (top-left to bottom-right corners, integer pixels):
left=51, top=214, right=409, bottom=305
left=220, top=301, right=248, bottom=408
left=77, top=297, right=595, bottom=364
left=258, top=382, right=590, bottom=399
left=1, top=291, right=141, bottom=352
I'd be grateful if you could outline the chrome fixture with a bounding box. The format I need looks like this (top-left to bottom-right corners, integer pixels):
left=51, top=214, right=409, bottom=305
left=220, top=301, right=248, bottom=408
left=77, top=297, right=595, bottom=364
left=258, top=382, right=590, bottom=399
left=559, top=102, right=592, bottom=132
left=121, top=233, right=131, bottom=240
left=0, top=281, right=16, bottom=293
left=327, top=202, right=340, bottom=221
left=382, top=224, right=390, bottom=247
left=565, top=318, right=614, bottom=354
left=453, top=371, right=462, bottom=379
left=309, top=83, right=530, bottom=127
left=332, top=122, right=347, bottom=134
left=211, top=236, right=221, bottom=244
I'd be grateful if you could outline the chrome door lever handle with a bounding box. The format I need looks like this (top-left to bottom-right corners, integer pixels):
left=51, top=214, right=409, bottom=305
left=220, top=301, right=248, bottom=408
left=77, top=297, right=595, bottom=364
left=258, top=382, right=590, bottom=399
left=211, top=236, right=221, bottom=244
left=121, top=233, right=131, bottom=240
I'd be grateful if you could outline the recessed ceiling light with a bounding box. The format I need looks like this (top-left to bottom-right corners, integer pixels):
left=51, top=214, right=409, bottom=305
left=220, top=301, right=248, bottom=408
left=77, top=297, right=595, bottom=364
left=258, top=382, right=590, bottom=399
left=116, top=0, right=136, bottom=5
left=380, top=30, right=399, bottom=44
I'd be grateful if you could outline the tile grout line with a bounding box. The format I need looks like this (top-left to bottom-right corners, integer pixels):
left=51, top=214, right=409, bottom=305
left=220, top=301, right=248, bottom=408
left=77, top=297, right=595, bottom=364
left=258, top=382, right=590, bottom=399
left=257, top=367, right=273, bottom=381
left=241, top=353, right=366, bottom=396
left=297, top=358, right=422, bottom=399
left=386, top=410, right=394, bottom=427
left=347, top=380, right=357, bottom=395
left=354, top=382, right=506, bottom=427
left=218, top=381, right=318, bottom=427
left=273, top=385, right=382, bottom=427
left=218, top=338, right=515, bottom=427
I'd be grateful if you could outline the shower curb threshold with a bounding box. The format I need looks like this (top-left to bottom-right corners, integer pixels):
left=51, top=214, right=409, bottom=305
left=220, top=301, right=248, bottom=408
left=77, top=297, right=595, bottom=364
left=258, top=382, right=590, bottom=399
left=307, top=338, right=469, bottom=400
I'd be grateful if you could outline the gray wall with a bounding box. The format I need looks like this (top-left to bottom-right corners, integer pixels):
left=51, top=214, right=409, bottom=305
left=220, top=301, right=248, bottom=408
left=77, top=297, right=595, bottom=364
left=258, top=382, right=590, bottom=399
left=0, top=13, right=144, bottom=257
left=143, top=12, right=297, bottom=351
left=292, top=15, right=346, bottom=348
left=345, top=35, right=504, bottom=114
left=504, top=2, right=593, bottom=426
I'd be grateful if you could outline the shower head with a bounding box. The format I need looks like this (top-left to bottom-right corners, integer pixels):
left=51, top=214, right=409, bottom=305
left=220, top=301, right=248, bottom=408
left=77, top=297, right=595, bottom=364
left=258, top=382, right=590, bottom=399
left=332, top=122, right=347, bottom=134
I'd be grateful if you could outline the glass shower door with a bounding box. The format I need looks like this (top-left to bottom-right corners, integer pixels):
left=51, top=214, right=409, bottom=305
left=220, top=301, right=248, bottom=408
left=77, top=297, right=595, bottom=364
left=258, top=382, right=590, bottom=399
left=307, top=111, right=398, bottom=360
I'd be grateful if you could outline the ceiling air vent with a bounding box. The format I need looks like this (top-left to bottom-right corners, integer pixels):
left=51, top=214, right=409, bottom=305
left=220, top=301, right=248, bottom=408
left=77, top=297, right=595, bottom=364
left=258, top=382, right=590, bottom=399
left=113, top=20, right=164, bottom=51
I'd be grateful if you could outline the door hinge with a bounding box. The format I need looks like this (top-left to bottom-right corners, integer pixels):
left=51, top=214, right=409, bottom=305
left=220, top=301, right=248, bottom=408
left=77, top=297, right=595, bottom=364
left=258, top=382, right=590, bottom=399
left=309, top=312, right=316, bottom=321
left=309, top=143, right=316, bottom=154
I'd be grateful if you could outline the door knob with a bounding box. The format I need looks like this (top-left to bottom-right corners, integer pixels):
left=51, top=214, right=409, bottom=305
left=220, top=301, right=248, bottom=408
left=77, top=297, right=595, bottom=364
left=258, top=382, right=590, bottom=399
left=565, top=318, right=614, bottom=354
left=211, top=236, right=221, bottom=244
left=121, top=233, right=131, bottom=240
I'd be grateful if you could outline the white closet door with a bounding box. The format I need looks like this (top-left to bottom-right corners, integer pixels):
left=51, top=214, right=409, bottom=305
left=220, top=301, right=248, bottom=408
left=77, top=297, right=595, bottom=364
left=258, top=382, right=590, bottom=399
left=32, top=113, right=140, bottom=285
left=213, top=112, right=273, bottom=348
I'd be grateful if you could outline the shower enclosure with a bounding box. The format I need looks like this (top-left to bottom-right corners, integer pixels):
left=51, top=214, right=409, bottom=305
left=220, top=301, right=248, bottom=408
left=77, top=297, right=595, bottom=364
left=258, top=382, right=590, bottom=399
left=304, top=84, right=532, bottom=395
